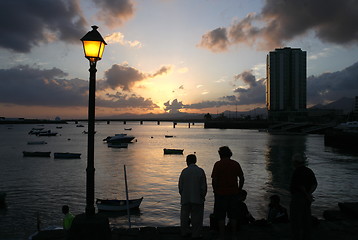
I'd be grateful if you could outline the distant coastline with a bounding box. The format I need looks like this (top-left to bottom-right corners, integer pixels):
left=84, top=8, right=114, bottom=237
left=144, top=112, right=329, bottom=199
left=0, top=118, right=67, bottom=124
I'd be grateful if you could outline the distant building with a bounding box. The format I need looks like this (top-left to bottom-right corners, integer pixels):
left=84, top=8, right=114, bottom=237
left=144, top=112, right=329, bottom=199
left=266, top=47, right=307, bottom=122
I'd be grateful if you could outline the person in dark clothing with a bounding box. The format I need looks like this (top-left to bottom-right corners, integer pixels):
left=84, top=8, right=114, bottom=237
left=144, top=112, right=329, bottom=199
left=267, top=195, right=289, bottom=223
left=237, top=190, right=255, bottom=225
left=211, top=146, right=245, bottom=240
left=290, top=153, right=317, bottom=240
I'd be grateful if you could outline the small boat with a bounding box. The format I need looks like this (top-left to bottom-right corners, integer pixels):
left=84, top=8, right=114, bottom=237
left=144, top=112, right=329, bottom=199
left=28, top=128, right=44, bottom=135
left=96, top=197, right=143, bottom=212
left=23, top=151, right=51, bottom=157
left=103, top=134, right=135, bottom=143
left=37, top=131, right=58, bottom=136
left=27, top=141, right=47, bottom=145
left=54, top=152, right=81, bottom=159
left=163, top=148, right=184, bottom=154
left=107, top=143, right=128, bottom=148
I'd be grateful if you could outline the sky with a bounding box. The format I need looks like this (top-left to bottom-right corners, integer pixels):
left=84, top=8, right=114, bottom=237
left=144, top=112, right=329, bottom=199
left=0, top=0, right=357, bottom=119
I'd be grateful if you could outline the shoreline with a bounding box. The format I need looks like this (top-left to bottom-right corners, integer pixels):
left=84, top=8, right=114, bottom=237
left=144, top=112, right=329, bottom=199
left=30, top=202, right=358, bottom=240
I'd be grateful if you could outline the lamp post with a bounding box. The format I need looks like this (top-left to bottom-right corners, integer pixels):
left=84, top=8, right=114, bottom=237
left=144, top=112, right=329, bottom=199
left=81, top=26, right=107, bottom=216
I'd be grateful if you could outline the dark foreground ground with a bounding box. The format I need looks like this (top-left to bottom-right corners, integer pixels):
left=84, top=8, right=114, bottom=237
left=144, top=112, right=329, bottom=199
left=32, top=202, right=358, bottom=240
left=31, top=219, right=358, bottom=240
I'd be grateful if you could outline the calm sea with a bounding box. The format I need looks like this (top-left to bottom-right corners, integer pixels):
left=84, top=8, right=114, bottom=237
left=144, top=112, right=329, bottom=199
left=0, top=121, right=357, bottom=239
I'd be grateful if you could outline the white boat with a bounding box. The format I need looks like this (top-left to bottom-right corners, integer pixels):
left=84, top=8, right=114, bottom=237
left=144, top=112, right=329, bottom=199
left=103, top=134, right=135, bottom=143
left=96, top=197, right=143, bottom=212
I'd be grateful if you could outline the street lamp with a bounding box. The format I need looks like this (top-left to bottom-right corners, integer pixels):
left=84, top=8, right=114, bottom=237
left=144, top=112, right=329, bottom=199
left=81, top=26, right=107, bottom=216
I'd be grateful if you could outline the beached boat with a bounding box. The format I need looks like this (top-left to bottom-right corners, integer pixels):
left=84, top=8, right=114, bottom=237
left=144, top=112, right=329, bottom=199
left=23, top=151, right=51, bottom=157
left=27, top=141, right=47, bottom=145
left=97, top=165, right=143, bottom=212
left=54, top=152, right=81, bottom=159
left=107, top=143, right=128, bottom=148
left=163, top=148, right=184, bottom=154
left=103, top=134, right=135, bottom=143
left=96, top=197, right=143, bottom=212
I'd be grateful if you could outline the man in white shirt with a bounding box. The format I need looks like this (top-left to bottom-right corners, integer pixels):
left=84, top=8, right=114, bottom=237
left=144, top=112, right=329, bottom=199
left=179, top=154, right=207, bottom=239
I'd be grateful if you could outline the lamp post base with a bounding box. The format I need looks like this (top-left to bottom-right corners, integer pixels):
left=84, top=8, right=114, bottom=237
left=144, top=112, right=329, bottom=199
left=68, top=213, right=111, bottom=240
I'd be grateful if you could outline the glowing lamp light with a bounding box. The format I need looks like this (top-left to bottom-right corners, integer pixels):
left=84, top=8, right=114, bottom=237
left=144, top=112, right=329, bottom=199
left=81, top=26, right=107, bottom=62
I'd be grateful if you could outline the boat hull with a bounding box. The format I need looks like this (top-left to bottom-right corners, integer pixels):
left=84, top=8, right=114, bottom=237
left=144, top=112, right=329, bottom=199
left=163, top=148, right=184, bottom=154
left=23, top=151, right=51, bottom=157
left=54, top=152, right=81, bottom=159
left=96, top=197, right=143, bottom=212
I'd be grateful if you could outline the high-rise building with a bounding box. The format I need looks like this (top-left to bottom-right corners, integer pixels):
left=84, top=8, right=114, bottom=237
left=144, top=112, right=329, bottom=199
left=266, top=47, right=307, bottom=121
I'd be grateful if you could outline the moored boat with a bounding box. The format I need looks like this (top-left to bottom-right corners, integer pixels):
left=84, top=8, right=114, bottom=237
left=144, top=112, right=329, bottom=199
left=54, top=152, right=81, bottom=159
left=107, top=143, right=128, bottom=148
left=163, top=148, right=184, bottom=154
left=37, top=131, right=58, bottom=136
left=27, top=141, right=47, bottom=145
left=103, top=134, right=135, bottom=143
left=23, top=151, right=51, bottom=157
left=96, top=197, right=143, bottom=212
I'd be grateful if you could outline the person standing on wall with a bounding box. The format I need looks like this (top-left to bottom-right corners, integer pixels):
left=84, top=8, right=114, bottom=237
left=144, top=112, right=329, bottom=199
left=179, top=154, right=207, bottom=239
left=290, top=153, right=318, bottom=240
left=211, top=146, right=245, bottom=240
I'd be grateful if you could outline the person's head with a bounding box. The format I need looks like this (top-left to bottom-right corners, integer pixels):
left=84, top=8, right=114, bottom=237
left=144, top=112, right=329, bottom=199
left=269, top=195, right=280, bottom=206
left=62, top=205, right=69, bottom=215
left=239, top=189, right=247, bottom=201
left=186, top=154, right=197, bottom=166
left=218, top=146, right=232, bottom=159
left=292, top=153, right=307, bottom=167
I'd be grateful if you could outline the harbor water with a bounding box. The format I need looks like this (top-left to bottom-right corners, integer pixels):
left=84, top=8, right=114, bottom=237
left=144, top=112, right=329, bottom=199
left=0, top=122, right=357, bottom=239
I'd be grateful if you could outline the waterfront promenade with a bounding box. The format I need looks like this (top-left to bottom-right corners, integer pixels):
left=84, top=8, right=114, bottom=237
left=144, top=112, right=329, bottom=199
left=31, top=219, right=358, bottom=240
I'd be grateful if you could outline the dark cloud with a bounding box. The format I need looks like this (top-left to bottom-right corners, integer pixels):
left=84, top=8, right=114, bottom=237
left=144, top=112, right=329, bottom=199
left=104, top=64, right=146, bottom=91
left=164, top=99, right=185, bottom=113
left=199, top=0, right=358, bottom=52
left=150, top=65, right=172, bottom=78
left=0, top=65, right=88, bottom=106
left=100, top=92, right=159, bottom=109
left=187, top=100, right=236, bottom=110
left=0, top=65, right=160, bottom=110
left=307, top=61, right=358, bottom=105
left=0, top=0, right=87, bottom=53
left=92, top=0, right=135, bottom=28
left=197, top=27, right=229, bottom=52
left=233, top=70, right=266, bottom=105
left=103, top=64, right=171, bottom=91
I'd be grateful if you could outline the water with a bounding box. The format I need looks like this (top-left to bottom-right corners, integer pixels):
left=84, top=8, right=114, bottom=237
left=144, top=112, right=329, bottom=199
left=0, top=122, right=357, bottom=239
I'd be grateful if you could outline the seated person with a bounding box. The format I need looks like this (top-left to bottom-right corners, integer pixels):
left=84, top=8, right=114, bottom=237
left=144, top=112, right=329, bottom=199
left=237, top=189, right=256, bottom=225
left=267, top=195, right=289, bottom=223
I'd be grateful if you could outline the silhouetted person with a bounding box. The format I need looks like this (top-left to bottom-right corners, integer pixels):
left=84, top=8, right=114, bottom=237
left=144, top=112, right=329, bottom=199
left=62, top=205, right=74, bottom=231
left=237, top=190, right=255, bottom=225
left=211, top=146, right=245, bottom=240
left=267, top=195, right=289, bottom=223
left=179, top=154, right=207, bottom=238
left=290, top=153, right=317, bottom=240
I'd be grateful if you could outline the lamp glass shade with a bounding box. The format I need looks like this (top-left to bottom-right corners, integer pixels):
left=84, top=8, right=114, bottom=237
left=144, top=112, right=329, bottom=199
left=82, top=40, right=105, bottom=62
